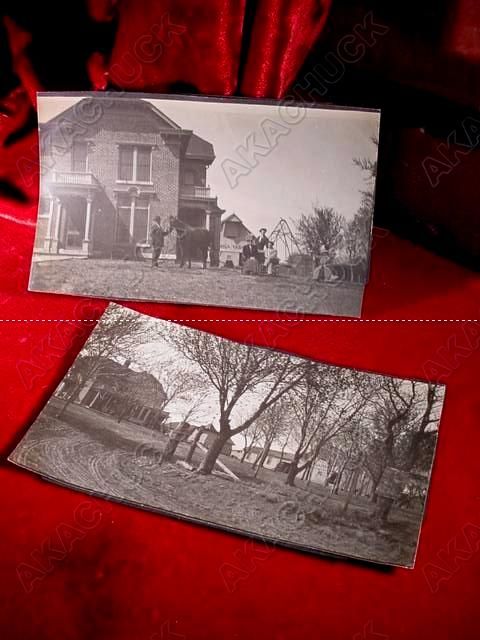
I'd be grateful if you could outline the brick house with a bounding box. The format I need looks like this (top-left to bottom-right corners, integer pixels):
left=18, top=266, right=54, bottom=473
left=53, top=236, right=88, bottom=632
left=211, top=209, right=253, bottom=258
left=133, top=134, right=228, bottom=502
left=36, top=97, right=224, bottom=261
left=56, top=356, right=169, bottom=429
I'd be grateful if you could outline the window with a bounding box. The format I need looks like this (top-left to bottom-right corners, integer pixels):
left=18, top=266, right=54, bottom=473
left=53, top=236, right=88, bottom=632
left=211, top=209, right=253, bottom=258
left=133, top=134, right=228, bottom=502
left=72, top=141, right=88, bottom=172
left=118, top=147, right=134, bottom=181
left=115, top=195, right=150, bottom=243
left=116, top=194, right=131, bottom=243
left=137, top=147, right=151, bottom=182
left=184, top=170, right=195, bottom=185
left=118, top=145, right=152, bottom=183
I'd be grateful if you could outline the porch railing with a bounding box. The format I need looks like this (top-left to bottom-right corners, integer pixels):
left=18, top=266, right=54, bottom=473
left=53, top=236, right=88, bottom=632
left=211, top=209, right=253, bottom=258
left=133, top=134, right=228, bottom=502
left=51, top=171, right=100, bottom=187
left=180, top=185, right=212, bottom=199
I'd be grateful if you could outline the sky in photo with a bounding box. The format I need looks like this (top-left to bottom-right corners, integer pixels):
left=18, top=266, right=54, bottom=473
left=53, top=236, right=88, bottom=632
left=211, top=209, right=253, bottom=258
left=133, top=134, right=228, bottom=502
left=38, top=95, right=380, bottom=237
left=113, top=313, right=440, bottom=452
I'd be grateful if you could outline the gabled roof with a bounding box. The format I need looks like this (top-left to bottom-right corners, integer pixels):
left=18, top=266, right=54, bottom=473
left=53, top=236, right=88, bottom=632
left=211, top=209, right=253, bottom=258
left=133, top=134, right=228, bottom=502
left=222, top=213, right=244, bottom=224
left=221, top=213, right=252, bottom=236
left=41, top=97, right=183, bottom=132
left=41, top=97, right=216, bottom=163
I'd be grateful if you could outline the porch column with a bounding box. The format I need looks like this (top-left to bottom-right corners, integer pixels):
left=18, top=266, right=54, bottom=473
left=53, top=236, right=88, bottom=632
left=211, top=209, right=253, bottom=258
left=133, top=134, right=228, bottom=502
left=129, top=195, right=136, bottom=239
left=82, top=195, right=93, bottom=254
left=43, top=196, right=55, bottom=252
left=207, top=209, right=220, bottom=266
left=50, top=197, right=62, bottom=254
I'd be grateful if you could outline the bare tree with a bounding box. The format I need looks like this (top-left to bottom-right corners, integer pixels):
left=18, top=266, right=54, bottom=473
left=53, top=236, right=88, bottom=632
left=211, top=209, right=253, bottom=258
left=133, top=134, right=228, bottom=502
left=240, top=420, right=263, bottom=462
left=345, top=139, right=378, bottom=267
left=297, top=206, right=344, bottom=255
left=160, top=396, right=205, bottom=464
left=252, top=397, right=290, bottom=478
left=363, top=379, right=444, bottom=524
left=56, top=305, right=150, bottom=417
left=144, top=356, right=207, bottom=431
left=285, top=368, right=369, bottom=487
left=160, top=326, right=310, bottom=475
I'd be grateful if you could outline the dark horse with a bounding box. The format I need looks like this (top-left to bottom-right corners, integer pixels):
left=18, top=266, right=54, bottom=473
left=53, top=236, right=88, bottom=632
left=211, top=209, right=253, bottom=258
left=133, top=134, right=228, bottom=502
left=169, top=216, right=212, bottom=269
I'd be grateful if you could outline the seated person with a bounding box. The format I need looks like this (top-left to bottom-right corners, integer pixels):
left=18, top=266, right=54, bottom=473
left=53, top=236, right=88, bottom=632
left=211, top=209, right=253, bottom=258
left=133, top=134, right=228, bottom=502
left=242, top=237, right=259, bottom=275
left=266, top=241, right=279, bottom=275
left=242, top=236, right=258, bottom=261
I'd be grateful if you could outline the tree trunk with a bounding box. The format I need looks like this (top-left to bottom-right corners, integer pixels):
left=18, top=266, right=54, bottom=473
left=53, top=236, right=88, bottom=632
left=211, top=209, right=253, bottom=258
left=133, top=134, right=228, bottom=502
left=161, top=437, right=181, bottom=464
left=342, top=466, right=360, bottom=514
left=197, top=432, right=230, bottom=475
left=285, top=461, right=299, bottom=486
left=185, top=429, right=203, bottom=465
left=57, top=384, right=81, bottom=418
left=240, top=448, right=249, bottom=463
left=373, top=496, right=394, bottom=526
left=333, top=466, right=345, bottom=494
left=253, top=439, right=273, bottom=478
left=278, top=440, right=289, bottom=465
left=252, top=449, right=263, bottom=469
left=369, top=476, right=381, bottom=502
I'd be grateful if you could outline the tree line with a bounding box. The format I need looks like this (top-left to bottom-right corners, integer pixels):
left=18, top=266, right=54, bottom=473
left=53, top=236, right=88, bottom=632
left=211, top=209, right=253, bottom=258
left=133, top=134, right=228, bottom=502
left=57, top=306, right=444, bottom=524
left=296, top=138, right=378, bottom=271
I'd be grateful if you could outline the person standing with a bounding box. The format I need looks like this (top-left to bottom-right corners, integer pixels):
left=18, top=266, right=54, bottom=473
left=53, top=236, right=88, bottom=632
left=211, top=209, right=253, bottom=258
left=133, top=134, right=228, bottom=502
left=256, top=228, right=269, bottom=271
left=150, top=216, right=169, bottom=267
left=241, top=236, right=259, bottom=275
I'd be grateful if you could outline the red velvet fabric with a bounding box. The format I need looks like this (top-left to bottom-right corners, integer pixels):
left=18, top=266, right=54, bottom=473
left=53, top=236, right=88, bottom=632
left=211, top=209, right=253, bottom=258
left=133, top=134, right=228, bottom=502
left=1, top=131, right=480, bottom=640
left=0, top=2, right=480, bottom=639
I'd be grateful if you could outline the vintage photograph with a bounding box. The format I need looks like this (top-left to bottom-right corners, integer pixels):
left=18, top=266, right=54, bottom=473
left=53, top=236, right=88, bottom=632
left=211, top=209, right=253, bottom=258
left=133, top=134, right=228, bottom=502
left=10, top=304, right=445, bottom=567
left=28, top=92, right=380, bottom=317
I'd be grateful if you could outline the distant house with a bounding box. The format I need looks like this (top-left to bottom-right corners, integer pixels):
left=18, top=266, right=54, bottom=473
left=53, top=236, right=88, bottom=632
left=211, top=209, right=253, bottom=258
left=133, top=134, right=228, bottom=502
left=36, top=96, right=224, bottom=262
left=56, top=356, right=168, bottom=429
left=163, top=421, right=233, bottom=456
left=232, top=445, right=330, bottom=486
left=232, top=446, right=299, bottom=471
left=219, top=213, right=253, bottom=266
left=231, top=446, right=290, bottom=469
left=199, top=424, right=233, bottom=456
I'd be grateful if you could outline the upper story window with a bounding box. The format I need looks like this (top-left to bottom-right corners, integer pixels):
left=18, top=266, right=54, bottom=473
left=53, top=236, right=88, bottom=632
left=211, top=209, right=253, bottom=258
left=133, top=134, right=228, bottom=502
left=118, top=145, right=152, bottom=183
left=184, top=170, right=195, bottom=185
left=72, top=141, right=88, bottom=172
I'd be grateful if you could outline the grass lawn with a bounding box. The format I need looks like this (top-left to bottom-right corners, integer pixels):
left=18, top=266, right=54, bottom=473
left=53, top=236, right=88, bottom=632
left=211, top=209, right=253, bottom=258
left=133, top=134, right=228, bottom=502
left=10, top=400, right=420, bottom=567
left=29, top=258, right=363, bottom=316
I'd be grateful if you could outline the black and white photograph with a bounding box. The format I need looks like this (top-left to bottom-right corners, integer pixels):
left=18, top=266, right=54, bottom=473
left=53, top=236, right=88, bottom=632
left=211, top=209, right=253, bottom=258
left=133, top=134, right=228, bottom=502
left=10, top=304, right=445, bottom=567
left=29, top=92, right=380, bottom=317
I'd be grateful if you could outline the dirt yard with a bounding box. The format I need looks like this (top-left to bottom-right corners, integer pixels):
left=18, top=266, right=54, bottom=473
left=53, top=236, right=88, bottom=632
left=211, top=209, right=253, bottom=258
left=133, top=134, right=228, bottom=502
left=29, top=258, right=363, bottom=316
left=10, top=401, right=419, bottom=567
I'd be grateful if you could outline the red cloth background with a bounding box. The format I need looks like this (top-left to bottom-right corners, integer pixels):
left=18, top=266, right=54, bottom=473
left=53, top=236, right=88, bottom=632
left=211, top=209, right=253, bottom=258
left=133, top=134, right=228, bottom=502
left=1, top=1, right=480, bottom=639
